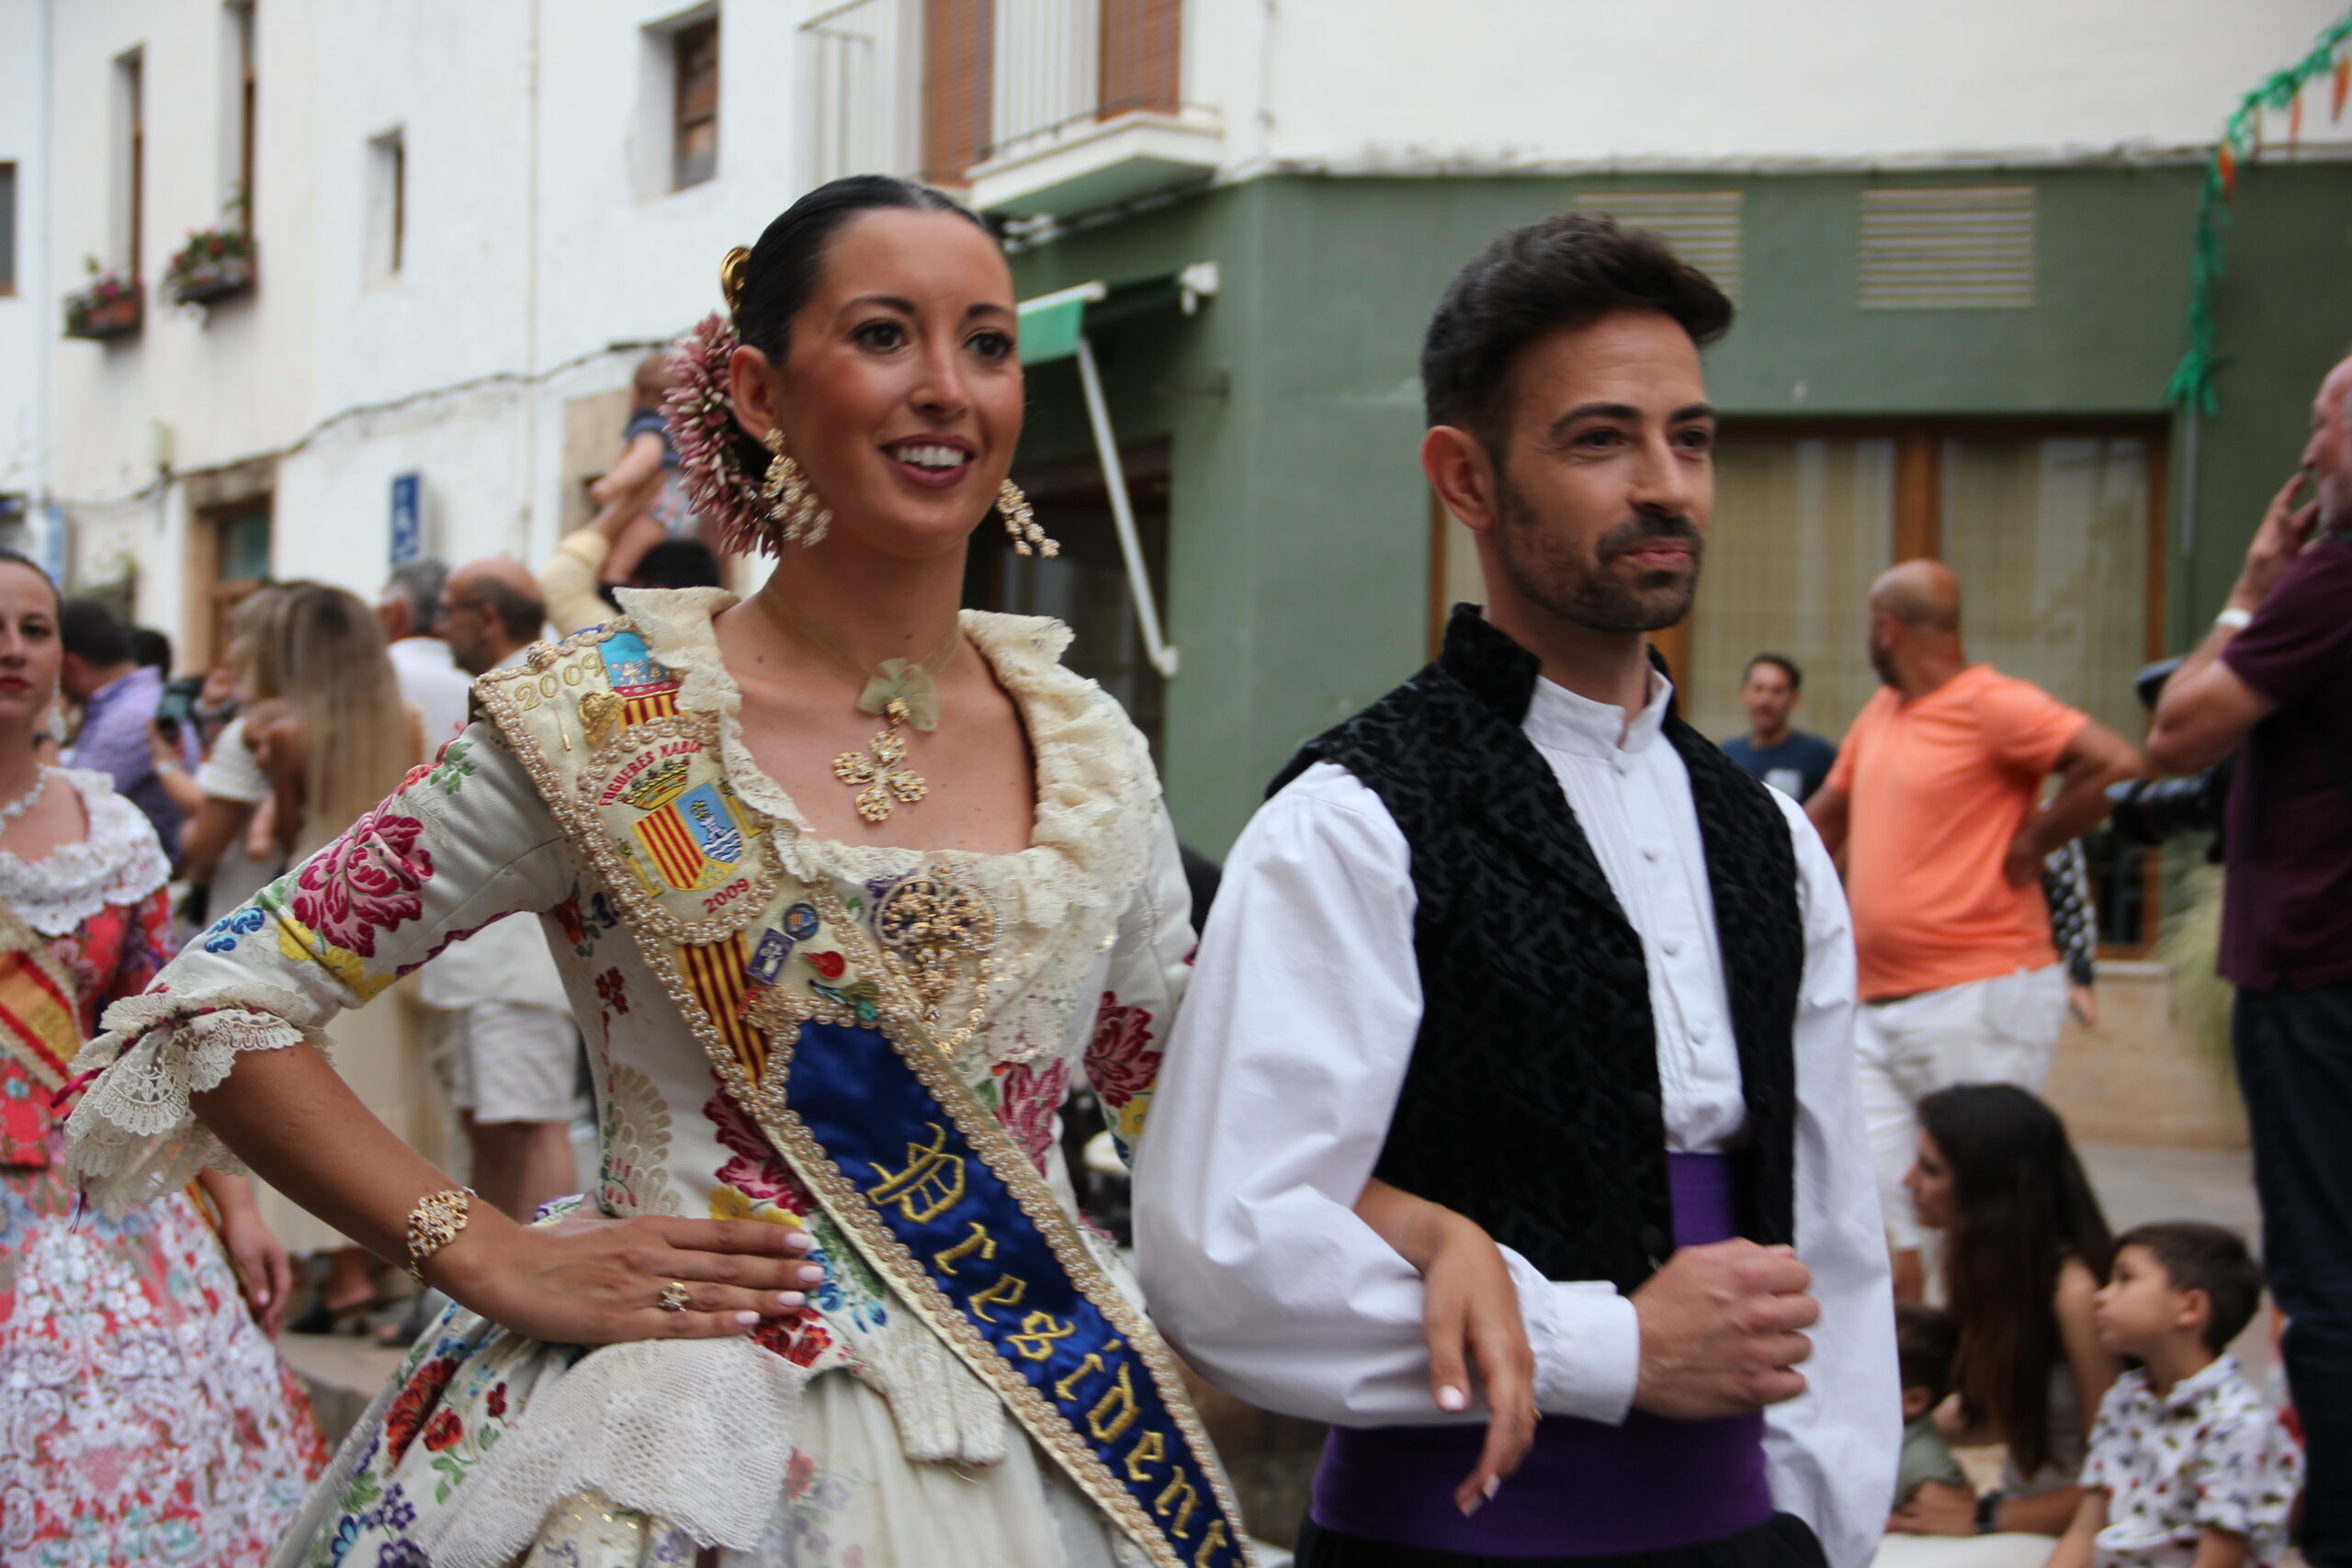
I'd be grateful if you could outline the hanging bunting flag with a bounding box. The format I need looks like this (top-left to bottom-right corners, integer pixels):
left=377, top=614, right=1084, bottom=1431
left=2166, top=9, right=2352, bottom=416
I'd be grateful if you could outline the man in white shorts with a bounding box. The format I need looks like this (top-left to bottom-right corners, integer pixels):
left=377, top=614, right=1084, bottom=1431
left=1806, top=562, right=2140, bottom=1298
left=424, top=558, right=581, bottom=1218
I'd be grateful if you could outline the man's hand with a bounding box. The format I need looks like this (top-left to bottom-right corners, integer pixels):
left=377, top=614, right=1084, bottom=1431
left=2001, top=830, right=2044, bottom=889
left=2231, top=470, right=2324, bottom=613
left=1889, top=1480, right=1978, bottom=1537
left=1629, top=1239, right=1816, bottom=1420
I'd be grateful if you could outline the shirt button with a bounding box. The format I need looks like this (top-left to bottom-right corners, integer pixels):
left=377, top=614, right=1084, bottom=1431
left=1691, top=1023, right=1712, bottom=1044
left=1662, top=937, right=1684, bottom=957
left=1612, top=753, right=1634, bottom=775
left=1638, top=1224, right=1670, bottom=1258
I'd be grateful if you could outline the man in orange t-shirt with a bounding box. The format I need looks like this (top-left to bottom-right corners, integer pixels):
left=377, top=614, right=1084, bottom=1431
left=1808, top=561, right=2140, bottom=1294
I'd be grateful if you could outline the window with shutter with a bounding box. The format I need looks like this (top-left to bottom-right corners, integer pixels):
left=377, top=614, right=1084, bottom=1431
left=922, top=0, right=993, bottom=186
left=673, top=17, right=720, bottom=190
left=1100, top=0, right=1181, bottom=118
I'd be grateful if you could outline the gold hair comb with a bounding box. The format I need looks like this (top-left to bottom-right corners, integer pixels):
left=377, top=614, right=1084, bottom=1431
left=719, top=245, right=753, bottom=311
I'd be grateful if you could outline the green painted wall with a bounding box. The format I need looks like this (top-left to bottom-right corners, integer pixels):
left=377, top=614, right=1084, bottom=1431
left=1010, top=166, right=2352, bottom=856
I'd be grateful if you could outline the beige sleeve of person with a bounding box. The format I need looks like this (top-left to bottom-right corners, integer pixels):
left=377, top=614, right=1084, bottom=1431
left=542, top=528, right=617, bottom=636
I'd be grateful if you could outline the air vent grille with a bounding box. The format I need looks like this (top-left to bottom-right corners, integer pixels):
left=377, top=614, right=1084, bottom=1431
left=1573, top=190, right=1743, bottom=301
left=1859, top=186, right=2035, bottom=310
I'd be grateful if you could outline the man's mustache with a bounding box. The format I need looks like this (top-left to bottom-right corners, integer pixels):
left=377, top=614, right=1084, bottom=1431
left=1597, top=513, right=1703, bottom=561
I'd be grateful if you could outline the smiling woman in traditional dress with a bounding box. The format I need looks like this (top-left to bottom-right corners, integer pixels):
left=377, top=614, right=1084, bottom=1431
left=65, top=177, right=1239, bottom=1568
left=0, top=549, right=327, bottom=1565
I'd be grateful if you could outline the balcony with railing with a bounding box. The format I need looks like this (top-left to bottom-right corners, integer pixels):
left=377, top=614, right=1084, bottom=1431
left=799, top=0, right=923, bottom=191
left=969, top=0, right=1221, bottom=218
left=797, top=0, right=1221, bottom=218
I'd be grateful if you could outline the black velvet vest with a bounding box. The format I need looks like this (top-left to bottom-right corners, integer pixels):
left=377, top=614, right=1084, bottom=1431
left=1272, top=607, right=1804, bottom=1292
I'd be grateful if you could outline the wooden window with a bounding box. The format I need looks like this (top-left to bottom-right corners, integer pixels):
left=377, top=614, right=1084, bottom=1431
left=121, top=52, right=144, bottom=279
left=0, top=164, right=15, bottom=296
left=673, top=17, right=719, bottom=189
left=233, top=1, right=257, bottom=228
left=1099, top=0, right=1181, bottom=118
left=187, top=498, right=273, bottom=673
left=922, top=0, right=993, bottom=186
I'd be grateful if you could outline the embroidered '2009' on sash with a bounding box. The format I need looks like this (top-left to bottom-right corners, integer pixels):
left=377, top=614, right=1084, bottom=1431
left=789, top=1020, right=1245, bottom=1568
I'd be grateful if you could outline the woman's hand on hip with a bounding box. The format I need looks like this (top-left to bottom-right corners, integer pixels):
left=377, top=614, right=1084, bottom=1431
left=436, top=1213, right=827, bottom=1346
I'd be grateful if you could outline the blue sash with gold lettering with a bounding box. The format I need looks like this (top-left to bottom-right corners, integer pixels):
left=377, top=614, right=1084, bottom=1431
left=478, top=618, right=1250, bottom=1568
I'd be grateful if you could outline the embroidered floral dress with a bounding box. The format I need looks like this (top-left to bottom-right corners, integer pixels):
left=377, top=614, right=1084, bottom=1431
left=2, top=770, right=329, bottom=1567
left=66, top=593, right=1197, bottom=1568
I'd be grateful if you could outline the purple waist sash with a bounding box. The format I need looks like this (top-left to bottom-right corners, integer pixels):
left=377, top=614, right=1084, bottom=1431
left=1311, top=1153, right=1773, bottom=1559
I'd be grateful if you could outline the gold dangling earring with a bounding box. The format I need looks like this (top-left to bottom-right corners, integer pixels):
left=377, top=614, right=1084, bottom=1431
left=997, top=479, right=1058, bottom=558
left=760, top=427, right=832, bottom=547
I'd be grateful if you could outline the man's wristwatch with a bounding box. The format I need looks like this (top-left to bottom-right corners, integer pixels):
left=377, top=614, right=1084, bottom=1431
left=2216, top=606, right=2254, bottom=631
left=1974, top=1489, right=2005, bottom=1534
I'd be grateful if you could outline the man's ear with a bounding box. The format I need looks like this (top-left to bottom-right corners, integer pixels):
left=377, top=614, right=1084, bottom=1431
left=1423, top=424, right=1501, bottom=537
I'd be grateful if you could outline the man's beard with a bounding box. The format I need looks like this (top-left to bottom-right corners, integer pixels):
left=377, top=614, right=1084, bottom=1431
left=1493, top=470, right=1703, bottom=635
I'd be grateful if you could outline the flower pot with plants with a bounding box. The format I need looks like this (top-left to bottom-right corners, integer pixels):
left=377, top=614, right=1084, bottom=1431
left=164, top=229, right=257, bottom=307
left=62, top=262, right=142, bottom=341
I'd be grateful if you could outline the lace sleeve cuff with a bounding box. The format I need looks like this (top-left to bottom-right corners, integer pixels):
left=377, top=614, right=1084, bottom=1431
left=63, top=985, right=329, bottom=1211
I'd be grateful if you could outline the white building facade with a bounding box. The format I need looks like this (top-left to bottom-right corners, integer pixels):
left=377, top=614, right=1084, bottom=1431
left=17, top=0, right=2349, bottom=762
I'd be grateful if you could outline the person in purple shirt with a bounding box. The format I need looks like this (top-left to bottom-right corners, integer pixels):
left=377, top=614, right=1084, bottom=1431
left=2148, top=354, right=2352, bottom=1568
left=61, top=597, right=183, bottom=862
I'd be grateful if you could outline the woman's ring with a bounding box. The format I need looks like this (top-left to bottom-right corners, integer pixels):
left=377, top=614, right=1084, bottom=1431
left=656, top=1280, right=692, bottom=1313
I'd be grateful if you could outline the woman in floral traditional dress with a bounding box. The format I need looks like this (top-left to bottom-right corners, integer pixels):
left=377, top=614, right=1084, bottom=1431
left=66, top=178, right=1228, bottom=1568
left=0, top=549, right=328, bottom=1564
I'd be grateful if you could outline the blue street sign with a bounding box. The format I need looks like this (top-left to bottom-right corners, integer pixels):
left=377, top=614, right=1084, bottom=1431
left=390, top=472, right=422, bottom=565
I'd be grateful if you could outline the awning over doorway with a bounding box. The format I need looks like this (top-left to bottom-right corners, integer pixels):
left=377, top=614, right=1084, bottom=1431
left=1016, top=263, right=1219, bottom=681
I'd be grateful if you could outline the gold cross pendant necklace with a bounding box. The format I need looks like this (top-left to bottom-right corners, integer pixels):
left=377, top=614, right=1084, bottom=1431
left=760, top=592, right=964, bottom=824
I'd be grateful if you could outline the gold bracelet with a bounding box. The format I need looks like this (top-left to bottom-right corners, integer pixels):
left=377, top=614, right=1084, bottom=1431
left=404, top=1187, right=475, bottom=1283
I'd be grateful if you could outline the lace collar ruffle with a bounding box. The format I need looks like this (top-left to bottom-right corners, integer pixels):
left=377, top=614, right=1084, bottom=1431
left=0, top=769, right=172, bottom=935
left=613, top=588, right=1158, bottom=931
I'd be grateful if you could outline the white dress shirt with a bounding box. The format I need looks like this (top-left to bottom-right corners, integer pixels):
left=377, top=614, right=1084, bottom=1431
left=1133, top=671, right=1898, bottom=1568
left=389, top=635, right=476, bottom=756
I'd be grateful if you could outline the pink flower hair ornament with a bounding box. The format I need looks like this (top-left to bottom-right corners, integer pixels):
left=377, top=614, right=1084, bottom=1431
left=662, top=311, right=777, bottom=558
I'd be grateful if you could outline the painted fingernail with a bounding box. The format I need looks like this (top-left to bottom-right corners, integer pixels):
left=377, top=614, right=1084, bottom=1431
left=1436, top=1385, right=1467, bottom=1413
left=1460, top=1495, right=1485, bottom=1517
left=776, top=1292, right=806, bottom=1311
left=797, top=1264, right=824, bottom=1285
left=734, top=1311, right=760, bottom=1326
left=1484, top=1475, right=1501, bottom=1501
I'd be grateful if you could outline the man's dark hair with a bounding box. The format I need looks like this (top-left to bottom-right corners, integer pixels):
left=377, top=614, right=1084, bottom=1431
left=1420, top=212, right=1734, bottom=452
left=470, top=577, right=546, bottom=642
left=2113, top=1222, right=2266, bottom=1353
left=1895, top=1302, right=1959, bottom=1401
left=130, top=626, right=172, bottom=671
left=633, top=540, right=725, bottom=590
left=1746, top=652, right=1803, bottom=691
left=59, top=597, right=132, bottom=668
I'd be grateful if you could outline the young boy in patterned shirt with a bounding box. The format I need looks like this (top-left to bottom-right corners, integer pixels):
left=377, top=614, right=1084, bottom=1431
left=2047, top=1223, right=2302, bottom=1568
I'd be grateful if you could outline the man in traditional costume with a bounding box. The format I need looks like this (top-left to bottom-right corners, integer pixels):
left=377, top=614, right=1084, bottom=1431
left=1136, top=214, right=1896, bottom=1568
